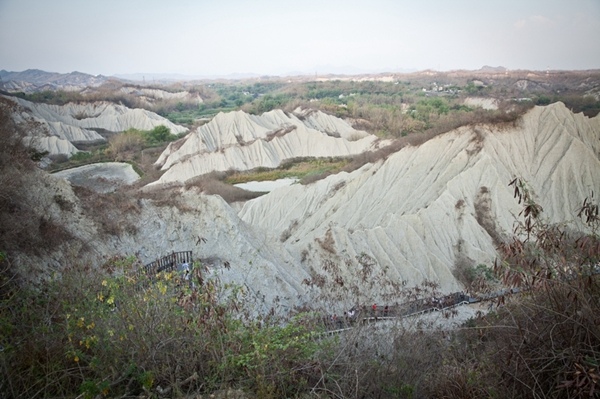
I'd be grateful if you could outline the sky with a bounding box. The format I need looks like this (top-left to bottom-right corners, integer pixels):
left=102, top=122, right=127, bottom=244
left=1, top=0, right=599, bottom=77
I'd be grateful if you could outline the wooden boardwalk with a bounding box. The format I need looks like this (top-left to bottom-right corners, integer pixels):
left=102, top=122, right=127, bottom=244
left=321, top=299, right=474, bottom=335
left=138, top=251, right=193, bottom=276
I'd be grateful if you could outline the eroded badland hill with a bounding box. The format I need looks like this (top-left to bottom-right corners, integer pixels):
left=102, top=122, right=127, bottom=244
left=1, top=69, right=598, bottom=311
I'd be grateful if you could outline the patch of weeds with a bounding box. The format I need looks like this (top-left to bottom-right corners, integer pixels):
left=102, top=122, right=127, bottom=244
left=225, top=157, right=350, bottom=185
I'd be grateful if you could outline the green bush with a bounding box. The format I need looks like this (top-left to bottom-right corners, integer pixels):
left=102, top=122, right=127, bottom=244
left=143, top=125, right=174, bottom=145
left=248, top=94, right=292, bottom=114
left=69, top=151, right=92, bottom=162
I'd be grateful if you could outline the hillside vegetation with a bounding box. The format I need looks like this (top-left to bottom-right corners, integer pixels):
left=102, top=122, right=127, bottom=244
left=10, top=70, right=600, bottom=133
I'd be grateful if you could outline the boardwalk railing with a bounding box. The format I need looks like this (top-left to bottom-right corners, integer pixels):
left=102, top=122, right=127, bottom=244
left=320, top=292, right=475, bottom=333
left=320, top=299, right=476, bottom=336
left=138, top=251, right=193, bottom=277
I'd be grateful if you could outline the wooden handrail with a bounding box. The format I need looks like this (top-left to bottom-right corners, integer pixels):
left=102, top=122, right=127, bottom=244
left=138, top=251, right=193, bottom=277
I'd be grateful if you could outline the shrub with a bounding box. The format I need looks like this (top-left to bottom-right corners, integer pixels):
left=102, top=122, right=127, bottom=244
left=1, top=257, right=226, bottom=397
left=107, top=129, right=145, bottom=160
left=428, top=180, right=600, bottom=398
left=143, top=125, right=174, bottom=145
left=315, top=228, right=336, bottom=254
left=0, top=255, right=328, bottom=398
left=107, top=126, right=177, bottom=162
left=487, top=180, right=600, bottom=397
left=453, top=255, right=498, bottom=295
left=69, top=151, right=92, bottom=162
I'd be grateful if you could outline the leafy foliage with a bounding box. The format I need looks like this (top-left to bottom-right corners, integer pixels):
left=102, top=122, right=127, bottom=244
left=143, top=125, right=174, bottom=145
left=0, top=256, right=329, bottom=398
left=429, top=180, right=600, bottom=398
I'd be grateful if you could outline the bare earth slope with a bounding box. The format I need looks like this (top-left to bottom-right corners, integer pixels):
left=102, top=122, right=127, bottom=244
left=15, top=171, right=309, bottom=313
left=239, top=103, right=600, bottom=295
left=119, top=86, right=203, bottom=108
left=53, top=162, right=141, bottom=193
left=152, top=109, right=385, bottom=185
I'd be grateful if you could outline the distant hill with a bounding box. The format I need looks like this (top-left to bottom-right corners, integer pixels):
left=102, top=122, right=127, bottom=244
left=0, top=69, right=112, bottom=93
left=114, top=72, right=262, bottom=82
left=478, top=65, right=507, bottom=73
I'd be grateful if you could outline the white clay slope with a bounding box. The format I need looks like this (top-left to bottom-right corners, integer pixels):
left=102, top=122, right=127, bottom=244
left=152, top=109, right=380, bottom=185
left=119, top=87, right=203, bottom=104
left=6, top=96, right=102, bottom=156
left=10, top=97, right=187, bottom=134
left=5, top=96, right=187, bottom=157
left=239, top=103, right=600, bottom=296
left=21, top=171, right=309, bottom=313
left=12, top=102, right=600, bottom=313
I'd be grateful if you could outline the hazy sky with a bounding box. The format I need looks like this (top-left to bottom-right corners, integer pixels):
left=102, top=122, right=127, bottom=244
left=1, top=0, right=599, bottom=77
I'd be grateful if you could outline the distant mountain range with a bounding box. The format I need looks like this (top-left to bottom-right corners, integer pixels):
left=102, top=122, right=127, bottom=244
left=0, top=69, right=112, bottom=93
left=113, top=72, right=267, bottom=82
left=478, top=65, right=507, bottom=73
left=0, top=65, right=519, bottom=92
left=0, top=67, right=420, bottom=90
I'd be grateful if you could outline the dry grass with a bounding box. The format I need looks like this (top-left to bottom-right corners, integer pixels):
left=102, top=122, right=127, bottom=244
left=74, top=186, right=140, bottom=236
left=315, top=228, right=336, bottom=254
left=107, top=130, right=145, bottom=160
left=185, top=173, right=265, bottom=203
left=224, top=157, right=350, bottom=186
left=474, top=186, right=504, bottom=246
